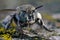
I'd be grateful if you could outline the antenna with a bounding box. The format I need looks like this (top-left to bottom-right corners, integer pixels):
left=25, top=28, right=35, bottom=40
left=35, top=5, right=43, bottom=10
left=32, top=5, right=43, bottom=12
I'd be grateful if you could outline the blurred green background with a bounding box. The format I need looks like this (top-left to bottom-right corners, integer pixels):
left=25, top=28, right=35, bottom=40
left=0, top=0, right=60, bottom=13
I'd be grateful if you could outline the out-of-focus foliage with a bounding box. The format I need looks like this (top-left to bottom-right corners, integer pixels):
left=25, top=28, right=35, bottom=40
left=0, top=27, right=5, bottom=33
left=0, top=34, right=12, bottom=40
left=42, top=13, right=56, bottom=22
left=10, top=19, right=17, bottom=27
left=0, top=23, right=3, bottom=27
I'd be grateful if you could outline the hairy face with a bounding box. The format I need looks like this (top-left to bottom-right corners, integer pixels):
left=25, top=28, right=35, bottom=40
left=26, top=8, right=33, bottom=14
